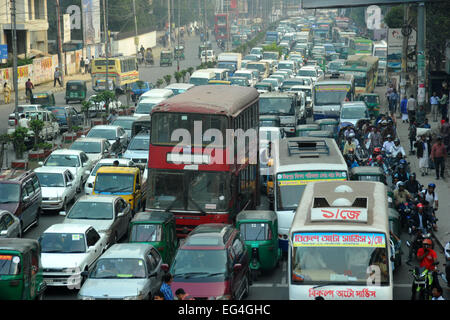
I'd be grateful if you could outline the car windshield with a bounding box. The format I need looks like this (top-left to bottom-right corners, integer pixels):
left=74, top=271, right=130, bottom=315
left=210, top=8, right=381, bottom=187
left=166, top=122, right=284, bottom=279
left=234, top=73, right=251, bottom=80
left=36, top=172, right=65, bottom=187
left=90, top=258, right=146, bottom=279
left=298, top=70, right=316, bottom=77
left=70, top=141, right=101, bottom=154
left=130, top=224, right=162, bottom=242
left=40, top=233, right=86, bottom=253
left=259, top=97, right=295, bottom=116
left=94, top=173, right=135, bottom=195
left=49, top=108, right=66, bottom=116
left=230, top=78, right=247, bottom=86
left=341, top=107, right=368, bottom=119
left=240, top=223, right=271, bottom=241
left=291, top=232, right=389, bottom=285
left=0, top=184, right=20, bottom=203
left=278, top=63, right=294, bottom=70
left=357, top=175, right=382, bottom=182
left=244, top=55, right=258, bottom=61
left=112, top=119, right=134, bottom=130
left=260, top=120, right=280, bottom=127
left=0, top=255, right=21, bottom=275
left=135, top=102, right=156, bottom=114
left=263, top=52, right=278, bottom=60
left=170, top=88, right=187, bottom=95
left=67, top=201, right=113, bottom=220
left=363, top=95, right=379, bottom=104
left=172, top=249, right=227, bottom=278
left=87, top=128, right=117, bottom=140
left=44, top=154, right=80, bottom=167
left=128, top=136, right=150, bottom=151
left=255, top=83, right=270, bottom=90
left=247, top=64, right=265, bottom=72
left=189, top=77, right=209, bottom=86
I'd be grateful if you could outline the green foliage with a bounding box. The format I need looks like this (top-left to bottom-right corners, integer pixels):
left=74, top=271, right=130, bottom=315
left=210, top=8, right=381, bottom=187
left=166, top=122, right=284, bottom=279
left=180, top=70, right=187, bottom=82
left=156, top=79, right=164, bottom=88
left=72, top=126, right=83, bottom=132
left=350, top=7, right=367, bottom=31
left=262, top=43, right=283, bottom=57
left=37, top=142, right=53, bottom=150
left=81, top=100, right=93, bottom=126
left=187, top=67, right=194, bottom=76
left=426, top=1, right=450, bottom=71
left=383, top=6, right=404, bottom=28
left=29, top=119, right=44, bottom=150
left=10, top=127, right=28, bottom=160
left=174, top=71, right=182, bottom=83
left=163, top=75, right=172, bottom=86
left=0, top=134, right=10, bottom=145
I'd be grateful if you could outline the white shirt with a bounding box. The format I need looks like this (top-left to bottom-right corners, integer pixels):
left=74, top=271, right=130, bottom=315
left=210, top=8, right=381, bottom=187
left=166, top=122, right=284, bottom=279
left=391, top=145, right=406, bottom=157
left=432, top=296, right=445, bottom=300
left=85, top=58, right=90, bottom=65
left=423, top=190, right=438, bottom=207
left=382, top=140, right=395, bottom=154
left=18, top=118, right=29, bottom=128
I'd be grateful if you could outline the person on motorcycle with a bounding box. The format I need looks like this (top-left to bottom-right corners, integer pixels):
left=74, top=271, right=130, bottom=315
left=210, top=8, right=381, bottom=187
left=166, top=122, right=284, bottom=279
left=393, top=182, right=412, bottom=209
left=410, top=202, right=433, bottom=233
left=391, top=139, right=406, bottom=158
left=396, top=162, right=410, bottom=182
left=372, top=155, right=390, bottom=175
left=417, top=238, right=437, bottom=271
left=111, top=137, right=123, bottom=156
left=343, top=136, right=356, bottom=156
left=382, top=134, right=395, bottom=155
left=405, top=173, right=421, bottom=196
left=422, top=183, right=438, bottom=213
left=345, top=149, right=359, bottom=169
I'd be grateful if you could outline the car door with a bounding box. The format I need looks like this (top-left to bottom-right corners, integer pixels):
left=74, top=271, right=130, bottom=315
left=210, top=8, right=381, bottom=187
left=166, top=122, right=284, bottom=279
left=0, top=215, right=7, bottom=237
left=113, top=199, right=129, bottom=239
left=64, top=170, right=76, bottom=202
left=4, top=213, right=19, bottom=237
left=230, top=236, right=246, bottom=299
left=103, top=140, right=111, bottom=158
left=20, top=181, right=35, bottom=229
left=79, top=152, right=92, bottom=183
left=85, top=228, right=103, bottom=268
left=145, top=249, right=161, bottom=297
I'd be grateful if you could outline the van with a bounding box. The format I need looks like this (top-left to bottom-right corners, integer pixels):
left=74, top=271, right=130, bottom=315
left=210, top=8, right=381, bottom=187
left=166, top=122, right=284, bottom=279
left=246, top=62, right=270, bottom=79
left=205, top=68, right=229, bottom=81
left=138, top=89, right=173, bottom=102
left=189, top=70, right=216, bottom=86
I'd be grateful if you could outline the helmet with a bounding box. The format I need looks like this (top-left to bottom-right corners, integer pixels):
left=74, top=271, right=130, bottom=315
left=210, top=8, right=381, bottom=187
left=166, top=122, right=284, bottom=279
left=394, top=173, right=399, bottom=179
left=411, top=172, right=416, bottom=178
left=398, top=181, right=405, bottom=187
left=423, top=239, right=432, bottom=246
left=428, top=183, right=436, bottom=188
left=373, top=147, right=381, bottom=155
left=376, top=155, right=383, bottom=161
left=399, top=159, right=407, bottom=165
left=386, top=134, right=392, bottom=138
left=394, top=139, right=400, bottom=144
left=416, top=203, right=424, bottom=208
left=349, top=132, right=355, bottom=138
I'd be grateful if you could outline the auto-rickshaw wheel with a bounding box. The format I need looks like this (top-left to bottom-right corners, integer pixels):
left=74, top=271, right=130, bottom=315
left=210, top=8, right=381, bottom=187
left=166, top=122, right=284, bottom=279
left=251, top=269, right=258, bottom=282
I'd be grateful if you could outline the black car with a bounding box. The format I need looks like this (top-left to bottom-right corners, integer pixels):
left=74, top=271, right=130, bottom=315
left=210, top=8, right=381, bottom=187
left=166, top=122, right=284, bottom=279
left=47, top=106, right=84, bottom=132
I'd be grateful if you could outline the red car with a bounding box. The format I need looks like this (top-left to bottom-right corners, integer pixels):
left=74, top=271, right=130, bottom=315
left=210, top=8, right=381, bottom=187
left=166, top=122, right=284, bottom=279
left=170, top=224, right=250, bottom=300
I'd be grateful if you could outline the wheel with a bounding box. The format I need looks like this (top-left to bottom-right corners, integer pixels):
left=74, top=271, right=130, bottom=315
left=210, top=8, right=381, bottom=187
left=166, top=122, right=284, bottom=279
left=251, top=269, right=258, bottom=282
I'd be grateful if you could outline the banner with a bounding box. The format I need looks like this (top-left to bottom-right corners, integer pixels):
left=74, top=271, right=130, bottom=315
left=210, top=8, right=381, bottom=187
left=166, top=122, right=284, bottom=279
left=277, top=171, right=347, bottom=186
left=292, top=232, right=386, bottom=248
left=63, top=14, right=71, bottom=43
left=82, top=0, right=101, bottom=45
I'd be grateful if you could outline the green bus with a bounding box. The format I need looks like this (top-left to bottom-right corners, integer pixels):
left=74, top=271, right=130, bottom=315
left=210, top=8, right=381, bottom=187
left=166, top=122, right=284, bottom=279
left=349, top=37, right=373, bottom=56
left=339, top=55, right=379, bottom=96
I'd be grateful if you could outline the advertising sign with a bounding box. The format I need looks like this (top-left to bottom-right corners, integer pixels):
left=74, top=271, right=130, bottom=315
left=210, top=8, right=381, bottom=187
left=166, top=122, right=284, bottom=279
left=63, top=14, right=71, bottom=43
left=387, top=28, right=416, bottom=72
left=292, top=232, right=386, bottom=248
left=0, top=44, right=8, bottom=60
left=277, top=171, right=347, bottom=186
left=82, top=0, right=101, bottom=45
left=310, top=208, right=368, bottom=222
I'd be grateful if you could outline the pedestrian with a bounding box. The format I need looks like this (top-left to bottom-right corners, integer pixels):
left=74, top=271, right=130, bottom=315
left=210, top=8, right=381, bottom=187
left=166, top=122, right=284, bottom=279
left=80, top=57, right=85, bottom=74
left=160, top=273, right=174, bottom=300
left=421, top=118, right=431, bottom=129
left=430, top=136, right=447, bottom=180
left=385, top=84, right=393, bottom=105
left=153, top=291, right=165, bottom=300
left=400, top=95, right=408, bottom=123
left=416, top=105, right=426, bottom=127
left=439, top=92, right=448, bottom=119
left=415, top=134, right=431, bottom=176
left=175, top=288, right=195, bottom=300
left=430, top=92, right=439, bottom=122
left=25, top=78, right=34, bottom=102
left=84, top=56, right=90, bottom=74
left=440, top=117, right=450, bottom=153
left=407, top=94, right=417, bottom=122
left=18, top=114, right=29, bottom=129
left=3, top=82, right=11, bottom=104
left=107, top=109, right=117, bottom=124
left=408, top=119, right=417, bottom=155
left=90, top=56, right=95, bottom=73
left=54, top=67, right=62, bottom=87
left=432, top=287, right=445, bottom=300
left=389, top=88, right=399, bottom=114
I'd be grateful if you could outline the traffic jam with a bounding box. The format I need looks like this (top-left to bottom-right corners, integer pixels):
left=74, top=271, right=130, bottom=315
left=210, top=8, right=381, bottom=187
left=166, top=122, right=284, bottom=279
left=1, top=8, right=449, bottom=302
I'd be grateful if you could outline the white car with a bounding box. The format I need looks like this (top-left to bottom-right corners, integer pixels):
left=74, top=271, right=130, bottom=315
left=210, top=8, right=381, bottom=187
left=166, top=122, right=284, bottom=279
left=234, top=69, right=259, bottom=87
left=134, top=97, right=166, bottom=118
left=84, top=158, right=137, bottom=194
left=261, top=78, right=280, bottom=91
left=200, top=49, right=216, bottom=63
left=69, top=137, right=111, bottom=163
left=39, top=149, right=94, bottom=192
left=40, top=224, right=107, bottom=288
left=34, top=167, right=78, bottom=212
left=86, top=125, right=128, bottom=147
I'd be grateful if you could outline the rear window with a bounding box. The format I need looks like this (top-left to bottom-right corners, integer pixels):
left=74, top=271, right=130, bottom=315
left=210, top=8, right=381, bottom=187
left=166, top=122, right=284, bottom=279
left=186, top=237, right=221, bottom=246
left=0, top=254, right=21, bottom=275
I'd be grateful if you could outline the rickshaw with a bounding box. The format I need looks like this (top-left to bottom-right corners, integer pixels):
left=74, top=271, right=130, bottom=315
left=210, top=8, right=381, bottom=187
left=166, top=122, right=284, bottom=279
left=236, top=210, right=281, bottom=281
left=314, top=118, right=339, bottom=138
left=388, top=208, right=403, bottom=271
left=296, top=124, right=320, bottom=137
left=128, top=211, right=178, bottom=265
left=30, top=92, right=55, bottom=108
left=174, top=46, right=185, bottom=60
left=359, top=93, right=381, bottom=118
left=160, top=50, right=173, bottom=67
left=198, top=41, right=212, bottom=58
left=65, top=80, right=87, bottom=104
left=0, top=238, right=46, bottom=300
left=144, top=48, right=154, bottom=65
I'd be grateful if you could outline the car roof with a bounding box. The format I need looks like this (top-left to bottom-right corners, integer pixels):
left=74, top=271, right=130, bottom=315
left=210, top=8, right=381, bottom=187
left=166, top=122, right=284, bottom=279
left=97, top=158, right=134, bottom=165
left=44, top=223, right=93, bottom=234
left=49, top=149, right=83, bottom=156
left=132, top=132, right=150, bottom=138
left=164, top=83, right=194, bottom=89
left=76, top=195, right=119, bottom=203
left=72, top=137, right=107, bottom=143
left=182, top=224, right=234, bottom=249
left=90, top=125, right=120, bottom=130
left=0, top=169, right=36, bottom=183
left=114, top=116, right=137, bottom=121
left=34, top=167, right=70, bottom=174
left=237, top=210, right=277, bottom=223
left=341, top=101, right=367, bottom=108
left=101, top=243, right=152, bottom=259
left=96, top=166, right=138, bottom=174
left=131, top=211, right=174, bottom=223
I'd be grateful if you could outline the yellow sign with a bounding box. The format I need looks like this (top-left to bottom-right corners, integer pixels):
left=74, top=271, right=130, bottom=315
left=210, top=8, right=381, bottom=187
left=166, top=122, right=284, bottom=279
left=134, top=36, right=139, bottom=46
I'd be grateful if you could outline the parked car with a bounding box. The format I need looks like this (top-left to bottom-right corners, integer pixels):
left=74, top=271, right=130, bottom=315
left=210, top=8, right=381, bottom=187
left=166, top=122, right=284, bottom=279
left=123, top=131, right=150, bottom=165
left=112, top=116, right=140, bottom=141
left=0, top=170, right=41, bottom=234
left=39, top=149, right=94, bottom=191
left=131, top=81, right=152, bottom=102
left=86, top=125, right=128, bottom=148
left=170, top=224, right=250, bottom=300
left=61, top=195, right=132, bottom=248
left=34, top=167, right=78, bottom=212
left=8, top=109, right=60, bottom=142
left=39, top=224, right=107, bottom=288
left=0, top=210, right=21, bottom=238
left=84, top=158, right=137, bottom=195
left=0, top=238, right=46, bottom=300
left=47, top=106, right=84, bottom=132
left=78, top=243, right=168, bottom=300
left=69, top=137, right=111, bottom=163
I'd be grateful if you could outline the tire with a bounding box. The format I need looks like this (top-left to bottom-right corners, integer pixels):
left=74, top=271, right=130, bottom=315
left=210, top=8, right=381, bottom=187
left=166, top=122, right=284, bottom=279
left=251, top=269, right=258, bottom=282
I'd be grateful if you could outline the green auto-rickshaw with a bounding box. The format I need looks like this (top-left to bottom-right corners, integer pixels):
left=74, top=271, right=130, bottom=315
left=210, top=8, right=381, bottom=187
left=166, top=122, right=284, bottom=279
left=359, top=93, right=381, bottom=118
left=0, top=238, right=46, bottom=300
left=349, top=166, right=387, bottom=185
left=30, top=92, right=55, bottom=108
left=198, top=42, right=212, bottom=57
left=314, top=118, right=339, bottom=138
left=160, top=50, right=173, bottom=67
left=236, top=210, right=281, bottom=281
left=296, top=124, right=320, bottom=137
left=174, top=46, right=185, bottom=60
left=128, top=211, right=178, bottom=265
left=65, top=80, right=87, bottom=104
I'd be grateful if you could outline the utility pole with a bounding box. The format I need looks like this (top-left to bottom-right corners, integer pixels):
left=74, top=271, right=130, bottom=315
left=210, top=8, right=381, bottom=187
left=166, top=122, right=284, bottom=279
left=56, top=0, right=64, bottom=86
left=204, top=0, right=207, bottom=65
left=177, top=0, right=180, bottom=71
left=103, top=0, right=109, bottom=91
left=11, top=0, right=18, bottom=122
left=417, top=2, right=426, bottom=106
left=168, top=0, right=171, bottom=47
left=400, top=4, right=409, bottom=100
left=133, top=0, right=139, bottom=57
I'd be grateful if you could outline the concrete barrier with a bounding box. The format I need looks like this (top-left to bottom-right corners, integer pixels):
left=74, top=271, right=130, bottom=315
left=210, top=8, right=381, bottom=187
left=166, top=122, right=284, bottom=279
left=111, top=31, right=157, bottom=57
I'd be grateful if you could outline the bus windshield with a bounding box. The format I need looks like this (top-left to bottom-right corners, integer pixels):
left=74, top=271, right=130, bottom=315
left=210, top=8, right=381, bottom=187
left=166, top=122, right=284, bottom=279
left=148, top=171, right=230, bottom=212
left=291, top=232, right=389, bottom=285
left=314, top=84, right=352, bottom=105
left=260, top=97, right=295, bottom=116
left=276, top=171, right=347, bottom=211
left=151, top=113, right=227, bottom=146
left=355, top=43, right=371, bottom=51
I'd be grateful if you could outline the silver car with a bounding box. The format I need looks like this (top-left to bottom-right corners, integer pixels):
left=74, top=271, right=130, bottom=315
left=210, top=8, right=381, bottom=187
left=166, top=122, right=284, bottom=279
left=78, top=243, right=168, bottom=300
left=0, top=210, right=21, bottom=238
left=122, top=132, right=150, bottom=165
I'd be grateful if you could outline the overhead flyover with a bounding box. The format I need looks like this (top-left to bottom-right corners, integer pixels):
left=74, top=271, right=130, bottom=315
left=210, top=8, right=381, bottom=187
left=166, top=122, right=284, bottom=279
left=301, top=0, right=444, bottom=9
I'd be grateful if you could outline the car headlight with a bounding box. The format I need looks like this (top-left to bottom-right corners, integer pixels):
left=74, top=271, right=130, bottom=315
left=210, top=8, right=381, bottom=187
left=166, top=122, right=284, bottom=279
left=79, top=295, right=95, bottom=300
left=124, top=293, right=145, bottom=300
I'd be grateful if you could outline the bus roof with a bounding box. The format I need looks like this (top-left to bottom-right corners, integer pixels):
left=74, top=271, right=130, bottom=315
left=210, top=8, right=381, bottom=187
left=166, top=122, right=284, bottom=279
left=316, top=73, right=354, bottom=84
left=290, top=181, right=389, bottom=232
left=274, top=137, right=347, bottom=173
left=151, top=85, right=259, bottom=117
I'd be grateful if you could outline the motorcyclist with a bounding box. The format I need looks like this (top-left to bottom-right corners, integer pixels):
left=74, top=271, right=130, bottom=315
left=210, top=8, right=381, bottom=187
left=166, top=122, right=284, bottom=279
left=111, top=138, right=123, bottom=156
left=393, top=182, right=412, bottom=209
left=417, top=238, right=437, bottom=272
left=420, top=183, right=439, bottom=231
left=371, top=155, right=389, bottom=175
left=343, top=136, right=356, bottom=156
left=345, top=149, right=359, bottom=169
left=396, top=162, right=410, bottom=182
left=382, top=134, right=395, bottom=154
left=410, top=202, right=433, bottom=233
left=404, top=173, right=421, bottom=196
left=391, top=139, right=406, bottom=158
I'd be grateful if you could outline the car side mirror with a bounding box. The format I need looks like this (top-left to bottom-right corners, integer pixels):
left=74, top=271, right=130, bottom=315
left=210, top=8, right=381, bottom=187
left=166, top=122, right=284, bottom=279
left=87, top=246, right=95, bottom=252
left=38, top=161, right=44, bottom=166
left=118, top=211, right=126, bottom=217
left=233, top=264, right=242, bottom=272
left=59, top=211, right=67, bottom=216
left=85, top=170, right=91, bottom=175
left=161, top=264, right=169, bottom=272
left=0, top=230, right=7, bottom=236
left=67, top=182, right=73, bottom=187
left=23, top=196, right=30, bottom=203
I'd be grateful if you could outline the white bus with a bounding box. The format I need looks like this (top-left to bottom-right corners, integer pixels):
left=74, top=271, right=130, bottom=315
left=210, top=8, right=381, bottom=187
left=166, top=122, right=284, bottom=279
left=373, top=41, right=387, bottom=86
left=289, top=181, right=393, bottom=300
left=271, top=137, right=348, bottom=253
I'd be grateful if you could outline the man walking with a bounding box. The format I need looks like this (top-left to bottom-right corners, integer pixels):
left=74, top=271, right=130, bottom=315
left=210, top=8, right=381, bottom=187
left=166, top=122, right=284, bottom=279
left=439, top=92, right=448, bottom=119
left=440, top=117, right=450, bottom=153
left=84, top=56, right=90, bottom=74
left=389, top=88, right=399, bottom=115
left=407, top=94, right=417, bottom=122
left=431, top=136, right=447, bottom=180
left=80, top=57, right=85, bottom=74
left=25, top=78, right=34, bottom=102
left=408, top=119, right=417, bottom=155
left=54, top=67, right=62, bottom=87
left=430, top=92, right=439, bottom=122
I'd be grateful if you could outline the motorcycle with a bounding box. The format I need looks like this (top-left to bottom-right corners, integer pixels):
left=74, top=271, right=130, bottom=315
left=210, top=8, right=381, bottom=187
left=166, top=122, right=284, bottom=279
left=406, top=260, right=446, bottom=300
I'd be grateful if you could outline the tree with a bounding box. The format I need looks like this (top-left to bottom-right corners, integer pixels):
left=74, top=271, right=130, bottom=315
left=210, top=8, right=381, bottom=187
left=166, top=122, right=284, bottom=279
left=383, top=5, right=404, bottom=28
left=10, top=127, right=28, bottom=160
left=174, top=71, right=182, bottom=83
left=180, top=69, right=187, bottom=82
left=81, top=100, right=93, bottom=126
left=29, top=119, right=44, bottom=151
left=163, top=75, right=172, bottom=86
left=426, top=2, right=450, bottom=71
left=156, top=79, right=164, bottom=88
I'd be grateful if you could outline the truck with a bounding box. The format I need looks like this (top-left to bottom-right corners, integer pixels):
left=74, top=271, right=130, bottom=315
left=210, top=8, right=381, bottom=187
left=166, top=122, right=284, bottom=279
left=217, top=52, right=242, bottom=77
left=265, top=31, right=279, bottom=44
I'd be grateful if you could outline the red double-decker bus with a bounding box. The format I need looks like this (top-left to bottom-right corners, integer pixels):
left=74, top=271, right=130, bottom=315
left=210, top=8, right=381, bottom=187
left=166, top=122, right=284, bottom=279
left=148, top=85, right=260, bottom=236
left=215, top=13, right=229, bottom=41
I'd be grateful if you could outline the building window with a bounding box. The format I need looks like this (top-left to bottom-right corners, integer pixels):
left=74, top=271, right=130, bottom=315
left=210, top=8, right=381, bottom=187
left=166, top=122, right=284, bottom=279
left=28, top=0, right=33, bottom=20
left=34, top=0, right=44, bottom=20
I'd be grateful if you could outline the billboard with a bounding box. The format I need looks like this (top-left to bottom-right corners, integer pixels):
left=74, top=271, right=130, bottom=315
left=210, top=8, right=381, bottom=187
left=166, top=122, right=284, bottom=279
left=301, top=0, right=442, bottom=9
left=63, top=14, right=71, bottom=43
left=387, top=28, right=416, bottom=72
left=82, top=0, right=101, bottom=45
